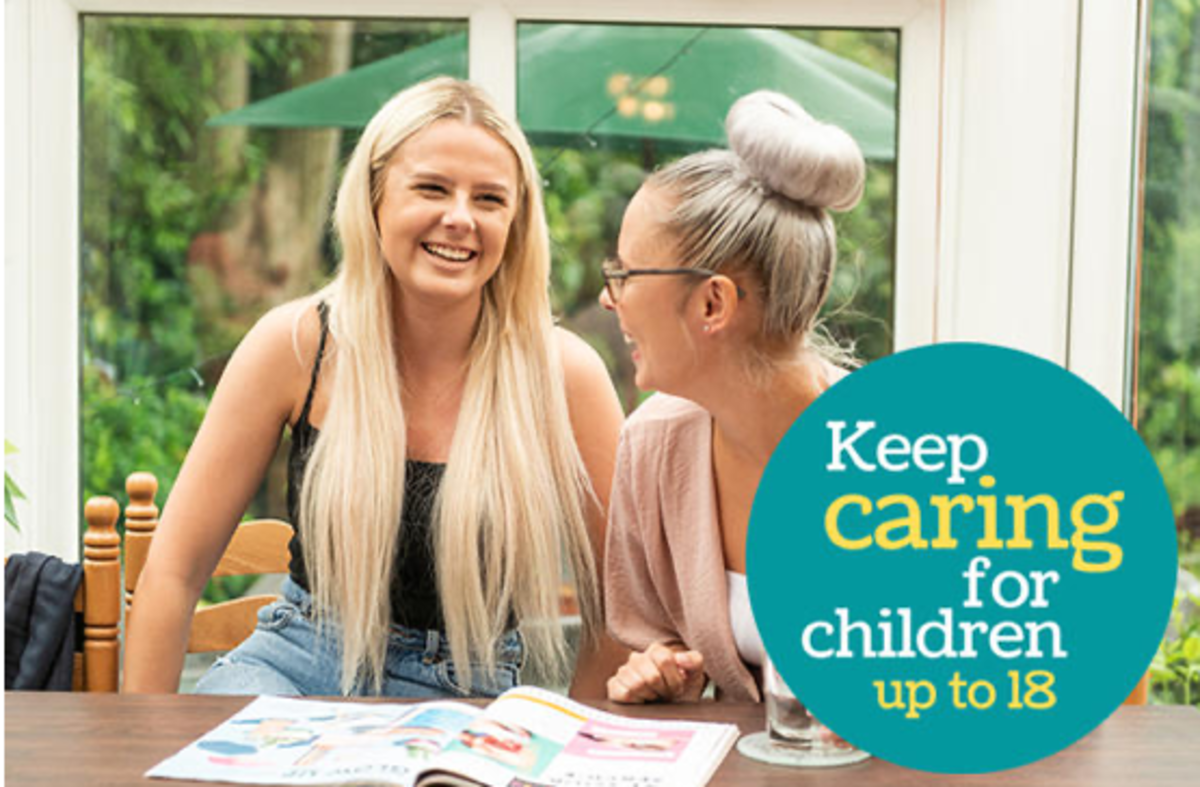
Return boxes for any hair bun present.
[725,90,866,212]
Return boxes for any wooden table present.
[5,692,1200,785]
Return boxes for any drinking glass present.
[737,659,871,768]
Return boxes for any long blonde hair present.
[299,77,599,694]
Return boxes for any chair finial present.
[82,496,120,559]
[124,472,159,533]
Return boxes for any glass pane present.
[517,22,898,409]
[80,17,467,562]
[1136,2,1200,706]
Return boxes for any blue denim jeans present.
[194,577,523,698]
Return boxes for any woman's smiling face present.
[375,118,520,308]
[602,185,702,393]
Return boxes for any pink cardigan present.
[604,393,761,702]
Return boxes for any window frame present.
[1067,0,1148,413]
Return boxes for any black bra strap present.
[296,301,330,429]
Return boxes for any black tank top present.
[286,302,447,631]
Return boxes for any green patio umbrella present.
[210,24,895,161]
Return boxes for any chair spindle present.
[81,497,120,692]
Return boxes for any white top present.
[726,571,766,668]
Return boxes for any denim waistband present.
[279,576,522,664]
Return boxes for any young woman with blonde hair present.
[123,77,624,698]
[601,91,866,702]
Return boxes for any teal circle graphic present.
[747,343,1177,774]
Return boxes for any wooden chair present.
[122,471,294,655]
[1125,675,1149,706]
[71,496,123,691]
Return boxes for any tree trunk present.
[190,20,353,323]
[186,21,355,521]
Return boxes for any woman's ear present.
[697,275,741,336]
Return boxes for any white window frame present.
[937,1,1146,413]
[30,0,1160,558]
[1067,0,1147,412]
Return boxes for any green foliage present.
[1138,0,1200,571]
[1150,596,1200,707]
[1123,3,1200,710]
[202,575,263,605]
[822,161,896,362]
[792,29,898,80]
[5,441,25,532]
[538,146,647,315]
[796,28,898,363]
[81,16,260,473]
[82,366,210,524]
[350,20,466,67]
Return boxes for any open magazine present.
[146,686,739,787]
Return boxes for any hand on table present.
[607,643,706,703]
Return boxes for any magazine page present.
[420,687,738,787]
[146,696,482,786]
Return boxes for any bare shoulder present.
[554,327,623,442]
[244,298,324,369]
[553,327,623,514]
[555,326,615,395]
[222,297,327,422]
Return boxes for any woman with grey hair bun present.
[600,91,865,703]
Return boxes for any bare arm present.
[122,303,315,693]
[555,329,631,699]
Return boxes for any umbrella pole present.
[641,138,657,171]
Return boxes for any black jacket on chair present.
[5,552,83,691]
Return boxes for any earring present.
[702,324,711,333]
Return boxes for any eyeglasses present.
[601,259,745,304]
